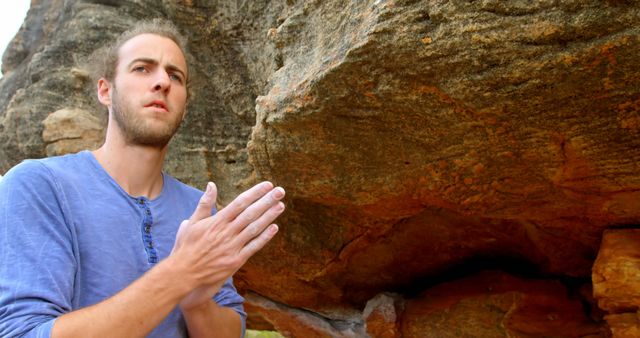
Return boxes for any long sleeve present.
[0,161,77,337]
[1,154,250,337]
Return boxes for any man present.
[0,19,284,337]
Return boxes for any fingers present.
[231,186,285,233]
[171,220,191,254]
[239,224,279,258]
[235,198,285,244]
[176,182,285,290]
[216,181,274,222]
[189,182,217,223]
[176,219,189,238]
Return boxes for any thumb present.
[172,220,190,254]
[189,182,217,223]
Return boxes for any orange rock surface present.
[593,230,640,314]
[400,271,606,337]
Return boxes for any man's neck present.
[92,140,167,200]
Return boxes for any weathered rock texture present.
[42,107,105,156]
[593,229,640,314]
[245,292,366,337]
[363,293,403,338]
[1,0,639,336]
[400,271,605,337]
[593,229,640,337]
[605,313,640,338]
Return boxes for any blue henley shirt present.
[0,151,246,337]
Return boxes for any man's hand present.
[171,181,285,310]
[50,181,283,338]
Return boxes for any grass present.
[245,329,285,338]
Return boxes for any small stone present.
[593,229,640,313]
[363,293,403,338]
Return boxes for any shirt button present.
[147,242,153,248]
[145,226,151,233]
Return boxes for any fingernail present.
[272,187,285,199]
[270,224,279,235]
[206,182,213,195]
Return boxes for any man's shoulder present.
[38,151,91,172]
[1,151,91,187]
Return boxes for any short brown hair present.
[91,18,193,99]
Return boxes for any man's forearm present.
[51,256,192,338]
[183,301,242,338]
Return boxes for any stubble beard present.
[111,86,184,148]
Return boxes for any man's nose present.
[152,70,171,92]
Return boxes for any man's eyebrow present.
[127,57,157,68]
[127,57,187,79]
[166,64,186,79]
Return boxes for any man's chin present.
[123,127,178,148]
[127,140,171,149]
[128,134,174,148]
[120,119,182,148]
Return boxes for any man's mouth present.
[146,100,168,111]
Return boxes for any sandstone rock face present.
[363,293,402,338]
[400,271,605,337]
[593,229,640,338]
[605,313,640,338]
[1,0,639,336]
[244,292,366,337]
[593,229,640,314]
[42,107,105,156]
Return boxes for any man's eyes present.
[131,65,184,83]
[132,66,148,73]
[169,73,184,83]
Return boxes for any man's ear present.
[97,78,112,107]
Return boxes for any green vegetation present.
[245,329,284,338]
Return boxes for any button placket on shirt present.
[137,197,158,264]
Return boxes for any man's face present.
[108,33,188,148]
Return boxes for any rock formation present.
[593,229,640,335]
[42,107,105,156]
[2,0,639,336]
